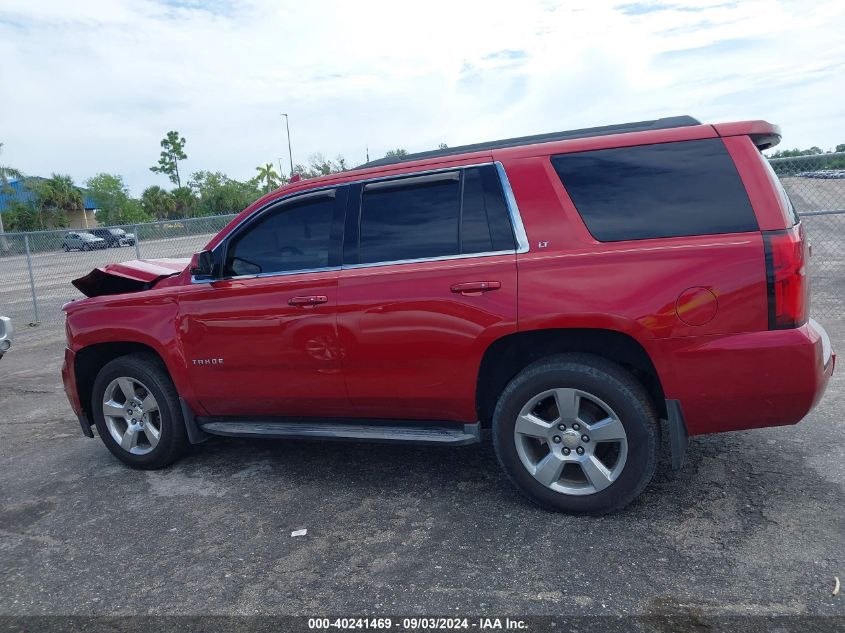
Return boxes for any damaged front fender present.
[72,258,190,298]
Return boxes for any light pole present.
[281,113,293,178]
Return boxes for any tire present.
[492,353,659,514]
[62,244,68,252]
[91,353,189,469]
[82,243,89,251]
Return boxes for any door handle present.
[450,281,502,295]
[288,295,328,307]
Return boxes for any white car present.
[0,317,12,359]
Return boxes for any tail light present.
[762,223,809,329]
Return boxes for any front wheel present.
[91,353,188,469]
[492,353,659,514]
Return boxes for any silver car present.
[0,317,12,360]
[62,232,107,251]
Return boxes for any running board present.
[197,418,481,446]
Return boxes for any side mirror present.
[190,250,214,278]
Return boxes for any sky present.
[1,0,844,195]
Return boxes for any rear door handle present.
[450,281,502,295]
[288,295,328,307]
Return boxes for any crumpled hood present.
[72,258,190,297]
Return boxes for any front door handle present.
[288,295,328,307]
[450,281,502,296]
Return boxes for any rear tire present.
[91,353,188,469]
[492,353,659,514]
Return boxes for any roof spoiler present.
[712,121,782,150]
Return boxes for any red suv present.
[62,116,834,513]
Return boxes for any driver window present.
[225,194,334,277]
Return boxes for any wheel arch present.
[74,342,170,423]
[475,328,666,427]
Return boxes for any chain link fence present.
[0,157,843,329]
[769,153,845,324]
[0,214,236,327]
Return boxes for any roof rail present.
[358,115,701,169]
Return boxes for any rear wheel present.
[91,354,188,469]
[62,244,69,252]
[82,243,89,251]
[492,354,659,514]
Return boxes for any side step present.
[197,417,481,446]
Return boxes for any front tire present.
[492,354,658,514]
[91,353,188,469]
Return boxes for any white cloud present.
[1,0,843,195]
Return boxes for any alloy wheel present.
[102,377,162,455]
[513,388,628,495]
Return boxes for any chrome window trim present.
[192,265,341,284]
[192,160,529,283]
[343,249,516,270]
[495,161,529,253]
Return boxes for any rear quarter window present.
[551,138,758,241]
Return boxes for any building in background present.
[0,177,98,230]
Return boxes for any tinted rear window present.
[359,176,461,264]
[551,138,758,241]
[356,165,515,265]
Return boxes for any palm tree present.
[140,185,176,220]
[36,174,83,229]
[0,143,23,250]
[255,162,280,193]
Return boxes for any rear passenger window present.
[462,166,516,253]
[360,174,461,264]
[551,138,758,241]
[357,166,515,264]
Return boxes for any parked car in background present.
[62,232,107,251]
[90,228,136,248]
[0,317,12,360]
[62,115,834,514]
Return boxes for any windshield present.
[110,229,126,236]
[81,233,98,241]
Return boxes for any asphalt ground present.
[0,320,843,625]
